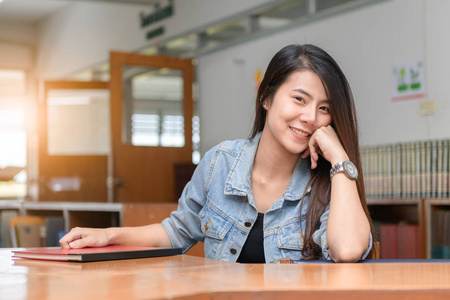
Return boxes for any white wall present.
[0,22,35,69]
[0,21,36,45]
[424,0,450,141]
[197,0,450,152]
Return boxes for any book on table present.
[12,245,182,262]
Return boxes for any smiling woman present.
[59,44,376,264]
[247,44,375,262]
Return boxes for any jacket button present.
[230,248,237,254]
[204,219,210,231]
[244,222,251,227]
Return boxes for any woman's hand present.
[59,227,111,249]
[301,125,349,169]
[59,224,173,249]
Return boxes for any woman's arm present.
[304,125,370,262]
[59,224,172,249]
[60,144,216,250]
[327,172,370,262]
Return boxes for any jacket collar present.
[224,132,311,201]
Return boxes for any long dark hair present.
[250,44,377,259]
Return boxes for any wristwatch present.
[330,160,358,181]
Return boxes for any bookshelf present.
[0,200,123,247]
[362,139,449,259]
[424,198,450,259]
[0,200,122,231]
[367,198,425,259]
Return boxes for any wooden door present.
[110,52,194,203]
[38,81,110,202]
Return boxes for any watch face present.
[343,161,358,179]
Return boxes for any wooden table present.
[1,249,449,300]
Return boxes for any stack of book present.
[361,140,449,199]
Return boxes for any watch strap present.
[330,161,345,180]
[330,160,358,180]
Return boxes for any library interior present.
[0,0,449,299]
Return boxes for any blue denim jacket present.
[161,134,372,263]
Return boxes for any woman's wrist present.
[105,227,120,245]
[330,153,349,167]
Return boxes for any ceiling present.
[0,0,68,23]
[0,0,160,23]
[0,0,384,81]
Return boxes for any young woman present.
[60,44,376,263]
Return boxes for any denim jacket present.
[161,133,372,263]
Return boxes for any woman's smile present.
[289,126,310,138]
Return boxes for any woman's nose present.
[299,106,316,123]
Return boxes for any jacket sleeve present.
[312,206,373,260]
[161,145,218,253]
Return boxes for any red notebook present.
[12,245,182,262]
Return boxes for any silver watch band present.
[330,160,358,180]
[330,161,345,180]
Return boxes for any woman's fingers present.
[307,125,347,169]
[59,227,108,249]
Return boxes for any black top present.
[237,213,265,263]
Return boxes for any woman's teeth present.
[290,127,309,137]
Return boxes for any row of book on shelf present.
[376,222,419,259]
[361,139,449,198]
[375,208,450,259]
[0,210,67,248]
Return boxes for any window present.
[131,113,160,146]
[46,89,110,155]
[0,69,27,197]
[192,115,200,164]
[131,113,185,147]
[131,113,200,164]
[161,115,184,147]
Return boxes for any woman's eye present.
[319,106,330,112]
[294,97,304,102]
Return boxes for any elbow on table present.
[329,245,364,263]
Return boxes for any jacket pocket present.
[199,201,233,240]
[276,218,304,250]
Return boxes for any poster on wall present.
[391,60,425,101]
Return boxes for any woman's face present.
[262,70,332,156]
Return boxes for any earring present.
[263,103,267,109]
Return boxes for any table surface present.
[1,248,450,300]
